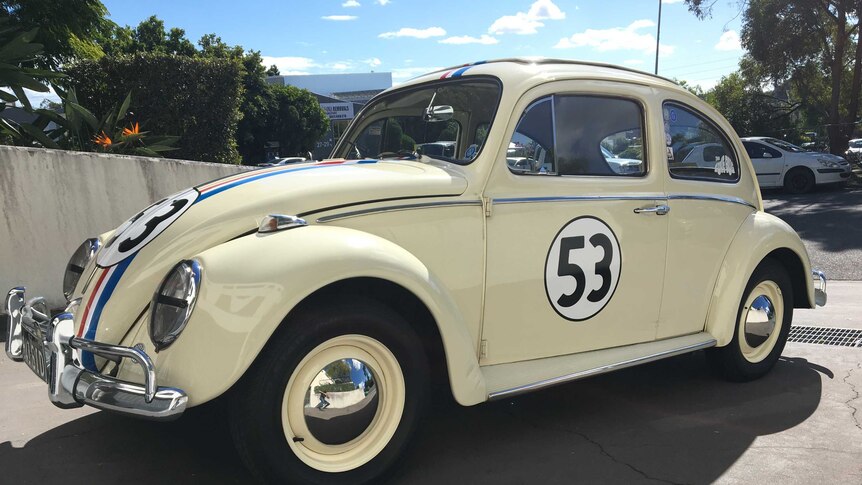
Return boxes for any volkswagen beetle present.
[5,58,828,484]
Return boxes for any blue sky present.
[100,0,746,90]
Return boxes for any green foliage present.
[268,84,330,157]
[314,383,357,393]
[66,53,242,163]
[324,361,351,380]
[265,64,280,77]
[704,71,798,138]
[0,0,109,68]
[98,16,196,57]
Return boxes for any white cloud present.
[351,359,363,370]
[363,57,382,67]
[342,0,360,6]
[379,27,446,39]
[322,15,358,21]
[554,19,675,57]
[715,30,742,51]
[439,34,499,45]
[376,0,390,4]
[261,56,317,75]
[330,62,351,70]
[489,0,566,35]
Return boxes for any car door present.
[742,141,784,187]
[480,81,669,365]
[658,101,759,339]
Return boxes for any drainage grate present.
[788,326,862,347]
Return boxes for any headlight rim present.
[149,259,202,352]
[63,238,101,301]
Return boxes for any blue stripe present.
[196,160,378,203]
[451,66,472,78]
[81,255,136,371]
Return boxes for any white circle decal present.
[97,189,199,267]
[545,216,621,321]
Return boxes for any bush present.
[65,53,243,163]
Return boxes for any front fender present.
[118,225,486,407]
[705,211,813,346]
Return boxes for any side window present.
[508,97,555,174]
[508,95,646,176]
[664,103,739,182]
[743,141,781,159]
[554,96,645,176]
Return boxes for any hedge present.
[65,53,243,164]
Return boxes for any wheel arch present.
[134,225,487,407]
[704,211,814,346]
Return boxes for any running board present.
[484,332,717,401]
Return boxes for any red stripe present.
[316,160,346,165]
[199,165,287,193]
[440,70,453,79]
[77,268,109,337]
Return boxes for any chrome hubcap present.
[303,358,379,445]
[744,294,776,348]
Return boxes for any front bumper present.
[4,287,187,421]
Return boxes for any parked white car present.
[845,138,862,162]
[741,137,851,193]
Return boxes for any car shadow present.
[761,186,862,253]
[0,352,827,485]
[391,352,828,484]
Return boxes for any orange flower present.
[93,131,112,148]
[122,122,140,137]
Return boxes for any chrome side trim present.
[487,338,717,401]
[667,194,757,210]
[316,200,482,223]
[492,195,665,205]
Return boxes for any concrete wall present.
[0,146,249,310]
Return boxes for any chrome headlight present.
[63,238,100,300]
[817,157,841,168]
[150,260,201,351]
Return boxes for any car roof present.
[392,57,689,96]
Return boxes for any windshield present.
[764,138,808,153]
[332,78,502,164]
[850,140,862,148]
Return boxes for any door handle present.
[633,204,670,215]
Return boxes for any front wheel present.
[228,299,429,484]
[707,258,793,382]
[783,167,816,194]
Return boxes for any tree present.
[269,84,329,157]
[266,64,280,76]
[0,0,109,68]
[684,0,862,154]
[704,71,799,137]
[99,16,196,56]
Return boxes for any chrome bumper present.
[4,287,187,421]
[812,270,827,307]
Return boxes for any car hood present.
[73,159,468,356]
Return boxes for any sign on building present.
[320,102,355,120]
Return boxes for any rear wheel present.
[228,299,429,484]
[783,167,816,194]
[707,258,793,381]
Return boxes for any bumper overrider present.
[4,287,188,421]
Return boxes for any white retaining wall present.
[0,146,249,310]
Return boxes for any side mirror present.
[424,105,454,122]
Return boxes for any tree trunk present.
[828,10,847,155]
[846,2,862,146]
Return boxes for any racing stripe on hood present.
[77,254,137,371]
[196,160,378,203]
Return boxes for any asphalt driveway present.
[762,185,862,280]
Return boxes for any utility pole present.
[655,0,662,74]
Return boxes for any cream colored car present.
[5,58,828,484]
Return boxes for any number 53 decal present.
[544,216,622,321]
